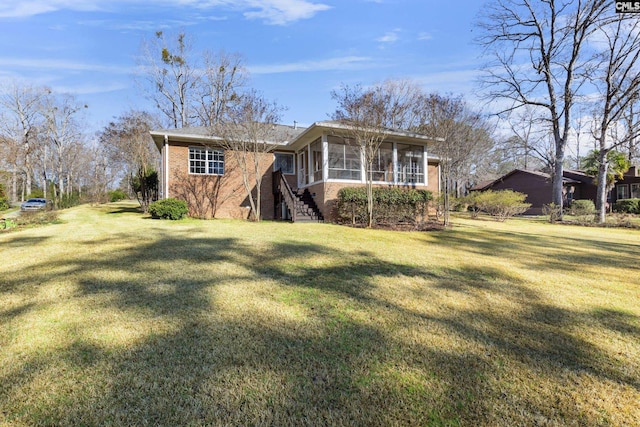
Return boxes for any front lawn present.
[1,202,638,426]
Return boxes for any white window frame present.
[327,139,362,181]
[396,143,425,184]
[189,146,224,175]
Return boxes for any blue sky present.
[0,0,486,132]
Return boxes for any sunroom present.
[269,121,441,221]
[286,121,436,189]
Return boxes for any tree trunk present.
[442,163,451,227]
[366,171,374,228]
[552,142,565,217]
[595,151,609,224]
[11,166,17,203]
[24,164,32,199]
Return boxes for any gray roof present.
[150,121,440,152]
[150,123,307,144]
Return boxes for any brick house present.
[150,121,441,221]
[471,169,598,215]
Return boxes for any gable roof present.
[471,169,582,191]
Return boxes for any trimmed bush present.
[108,189,128,202]
[468,190,531,221]
[148,198,188,220]
[337,187,433,226]
[613,198,640,214]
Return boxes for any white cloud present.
[241,0,331,25]
[53,82,130,95]
[0,1,103,18]
[418,32,433,41]
[0,0,331,25]
[376,28,401,44]
[249,56,373,74]
[0,57,131,74]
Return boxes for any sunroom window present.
[328,136,361,180]
[397,144,424,184]
[371,142,394,182]
[311,139,323,182]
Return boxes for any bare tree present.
[478,0,611,216]
[138,31,250,131]
[620,99,640,163]
[138,31,199,129]
[196,50,247,127]
[43,92,87,206]
[215,90,284,221]
[0,83,49,200]
[587,16,640,223]
[416,94,493,226]
[99,111,160,212]
[331,80,421,227]
[0,134,20,203]
[502,105,555,171]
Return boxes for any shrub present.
[148,198,188,220]
[27,189,44,199]
[461,193,481,218]
[470,190,531,221]
[613,198,640,214]
[17,210,59,226]
[57,191,83,209]
[0,184,8,211]
[108,189,128,202]
[0,218,16,230]
[336,187,433,226]
[567,199,595,221]
[543,203,562,223]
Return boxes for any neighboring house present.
[471,169,598,215]
[150,120,441,222]
[612,166,640,203]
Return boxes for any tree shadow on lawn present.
[105,205,143,215]
[1,233,638,425]
[426,225,640,275]
[0,234,52,248]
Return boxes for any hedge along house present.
[150,120,441,222]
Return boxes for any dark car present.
[21,198,48,211]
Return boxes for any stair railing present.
[274,170,298,222]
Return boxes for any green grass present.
[1,201,639,426]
